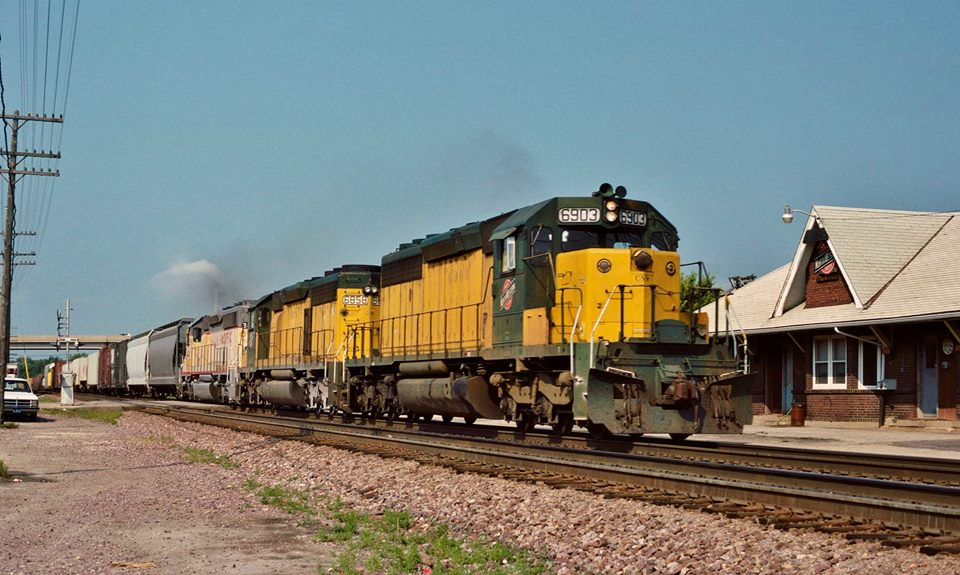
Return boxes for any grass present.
[315,500,548,575]
[0,459,7,478]
[47,407,124,425]
[1,421,18,429]
[181,446,239,469]
[38,395,60,403]
[235,478,548,574]
[244,478,316,519]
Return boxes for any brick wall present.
[804,242,854,308]
[752,324,960,422]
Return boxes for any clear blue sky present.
[2,1,959,338]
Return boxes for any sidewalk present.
[699,421,960,460]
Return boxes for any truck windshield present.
[4,380,29,392]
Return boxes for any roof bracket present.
[868,326,893,354]
[787,332,805,354]
[945,320,960,344]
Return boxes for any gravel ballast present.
[3,410,960,574]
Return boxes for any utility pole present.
[0,111,62,422]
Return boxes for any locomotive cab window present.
[561,229,599,252]
[651,230,675,251]
[501,235,517,274]
[609,231,645,249]
[528,226,553,266]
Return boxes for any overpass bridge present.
[8,335,128,351]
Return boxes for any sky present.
[1,1,959,340]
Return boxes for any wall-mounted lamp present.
[782,204,813,224]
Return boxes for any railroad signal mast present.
[57,300,77,405]
[0,111,63,422]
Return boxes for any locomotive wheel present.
[552,413,574,436]
[586,420,611,440]
[669,433,691,441]
[515,412,537,433]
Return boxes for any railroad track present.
[130,401,960,554]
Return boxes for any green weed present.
[181,446,239,469]
[244,478,315,518]
[0,459,7,478]
[1,422,18,429]
[315,502,548,575]
[48,408,123,425]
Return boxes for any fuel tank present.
[396,376,501,419]
[190,382,222,402]
[260,380,306,407]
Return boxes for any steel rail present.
[134,403,960,533]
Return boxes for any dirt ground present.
[0,411,326,575]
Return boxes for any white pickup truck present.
[3,377,39,421]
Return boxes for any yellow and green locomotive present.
[336,184,754,438]
[239,265,381,410]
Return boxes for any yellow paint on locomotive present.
[308,298,340,359]
[255,288,381,368]
[379,278,424,357]
[552,248,684,344]
[182,327,248,374]
[377,249,492,358]
[335,287,380,360]
[275,298,310,361]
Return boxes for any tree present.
[680,270,719,312]
[14,355,60,380]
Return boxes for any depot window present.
[857,339,885,389]
[813,335,847,388]
[501,236,517,273]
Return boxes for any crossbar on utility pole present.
[0,110,63,422]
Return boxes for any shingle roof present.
[705,206,960,334]
[816,206,951,307]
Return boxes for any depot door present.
[782,346,794,412]
[919,335,939,417]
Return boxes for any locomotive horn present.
[593,182,614,198]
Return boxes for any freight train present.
[85,185,755,439]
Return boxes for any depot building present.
[708,205,960,428]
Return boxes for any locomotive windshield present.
[555,228,674,252]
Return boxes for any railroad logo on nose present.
[499,278,517,311]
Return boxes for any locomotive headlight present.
[363,286,372,295]
[604,210,618,223]
[371,286,379,294]
[632,250,653,271]
[604,200,618,211]
[597,258,612,273]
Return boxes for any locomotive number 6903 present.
[558,207,600,223]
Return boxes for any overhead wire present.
[4,0,80,291]
[35,0,80,261]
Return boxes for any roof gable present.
[774,206,949,316]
